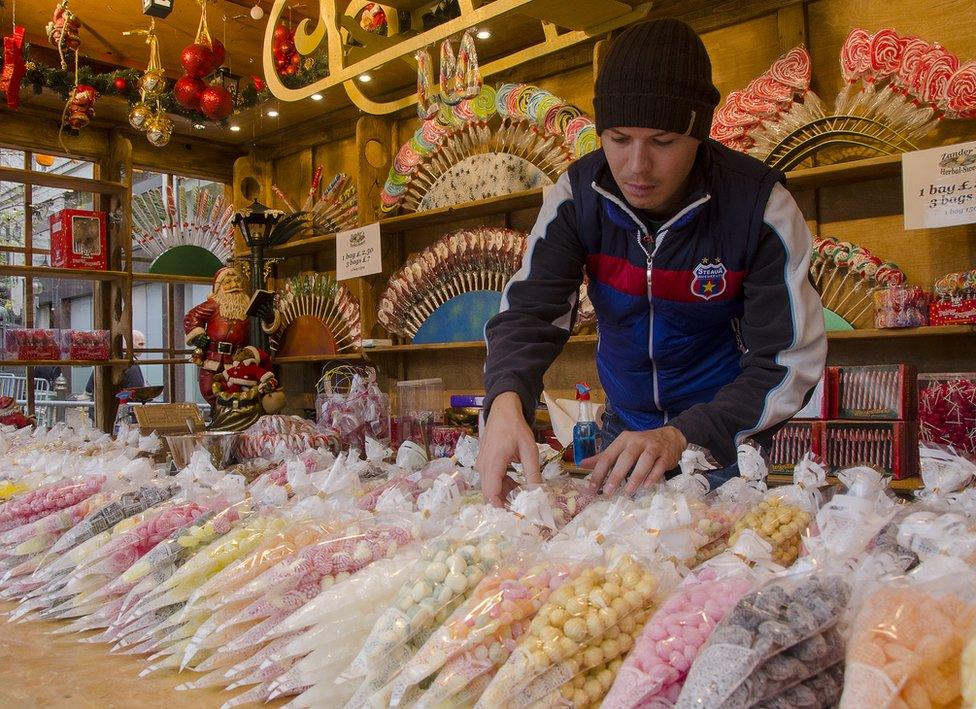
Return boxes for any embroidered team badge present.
[691,259,727,300]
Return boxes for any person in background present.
[85,330,147,395]
[477,18,826,506]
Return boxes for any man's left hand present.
[580,426,687,495]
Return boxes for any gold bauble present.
[138,68,167,98]
[128,102,153,131]
[145,112,173,147]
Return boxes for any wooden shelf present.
[131,272,215,285]
[827,325,976,341]
[363,333,598,355]
[266,232,338,258]
[379,187,546,232]
[0,166,128,195]
[136,358,192,365]
[1,359,130,366]
[273,351,364,364]
[768,472,922,493]
[785,154,902,191]
[0,265,130,281]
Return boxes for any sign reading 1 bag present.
[336,222,382,281]
[902,139,976,230]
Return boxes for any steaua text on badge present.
[691,259,727,300]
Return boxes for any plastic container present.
[3,328,62,361]
[396,377,444,449]
[60,329,111,361]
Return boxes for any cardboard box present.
[769,420,825,472]
[50,209,107,270]
[822,420,919,479]
[930,298,976,325]
[829,364,917,420]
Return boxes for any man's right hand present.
[476,391,542,507]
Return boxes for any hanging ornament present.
[0,26,27,109]
[180,43,214,78]
[250,3,264,20]
[210,39,226,69]
[199,84,234,120]
[145,109,173,147]
[272,24,297,78]
[174,75,206,110]
[415,47,438,119]
[139,68,167,97]
[63,84,96,130]
[455,29,482,100]
[128,20,167,98]
[45,0,81,69]
[128,101,153,130]
[113,76,128,93]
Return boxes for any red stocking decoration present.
[0,26,26,109]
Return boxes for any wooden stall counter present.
[0,602,284,708]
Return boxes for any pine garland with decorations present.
[5,42,329,128]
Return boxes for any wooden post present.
[776,3,807,53]
[94,131,133,432]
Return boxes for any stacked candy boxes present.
[774,365,920,479]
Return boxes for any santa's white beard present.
[212,289,249,321]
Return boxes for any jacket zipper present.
[591,183,712,413]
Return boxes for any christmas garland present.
[6,42,329,128]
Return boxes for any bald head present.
[131,330,146,351]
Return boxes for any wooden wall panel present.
[701,13,784,102]
[271,148,313,212]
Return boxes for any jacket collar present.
[591,142,713,235]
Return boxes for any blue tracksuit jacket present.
[483,139,826,465]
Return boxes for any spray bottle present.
[573,382,599,466]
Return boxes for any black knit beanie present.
[594,18,720,141]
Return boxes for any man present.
[183,266,251,406]
[85,330,146,395]
[478,18,826,506]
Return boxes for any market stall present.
[0,0,975,707]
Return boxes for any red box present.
[929,298,976,325]
[769,421,825,472]
[49,209,107,270]
[829,364,917,420]
[822,420,919,479]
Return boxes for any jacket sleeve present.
[483,172,586,422]
[669,182,827,465]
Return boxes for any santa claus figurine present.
[184,266,251,406]
[210,346,286,431]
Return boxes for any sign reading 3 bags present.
[902,139,976,230]
[336,222,382,281]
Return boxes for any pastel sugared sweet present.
[603,567,754,709]
[729,497,810,567]
[841,585,976,708]
[477,553,660,708]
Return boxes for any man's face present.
[133,333,147,350]
[601,127,700,216]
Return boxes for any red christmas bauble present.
[209,39,226,72]
[174,75,206,110]
[113,77,128,92]
[289,53,301,67]
[279,39,295,56]
[273,24,290,42]
[181,43,214,78]
[252,75,266,92]
[199,85,233,120]
[284,65,297,76]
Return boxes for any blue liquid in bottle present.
[572,382,599,466]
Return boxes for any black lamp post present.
[233,200,283,350]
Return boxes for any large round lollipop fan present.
[378,227,594,343]
[132,185,233,277]
[380,83,598,215]
[264,273,362,357]
[811,236,905,329]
